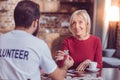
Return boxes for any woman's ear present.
[86,22,89,26]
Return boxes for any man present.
[0,0,74,80]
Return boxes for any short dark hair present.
[14,0,40,28]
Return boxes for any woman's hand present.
[76,59,91,71]
[55,50,65,61]
[55,50,74,68]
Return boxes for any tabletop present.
[41,68,120,80]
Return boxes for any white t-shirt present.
[0,30,57,80]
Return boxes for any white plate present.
[87,68,100,72]
[67,69,79,74]
[67,69,76,73]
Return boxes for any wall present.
[0,0,110,49]
[0,0,41,32]
[0,0,21,32]
[0,0,70,33]
[93,0,106,49]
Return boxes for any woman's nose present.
[75,23,80,29]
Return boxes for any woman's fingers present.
[55,50,65,61]
[76,64,85,71]
[55,56,64,61]
[76,59,90,71]
[56,50,65,56]
[57,50,65,54]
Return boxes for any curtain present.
[107,22,118,49]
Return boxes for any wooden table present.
[41,68,120,80]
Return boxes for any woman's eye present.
[71,22,75,26]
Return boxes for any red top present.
[62,35,102,69]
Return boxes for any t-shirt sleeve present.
[40,42,57,74]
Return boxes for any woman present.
[59,10,102,71]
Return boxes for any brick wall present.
[0,0,22,31]
[0,0,70,32]
[0,0,71,51]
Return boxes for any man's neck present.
[15,27,32,34]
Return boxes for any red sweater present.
[62,35,102,69]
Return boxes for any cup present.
[89,62,97,70]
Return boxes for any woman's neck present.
[75,33,90,40]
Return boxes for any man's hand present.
[49,50,74,80]
[63,55,74,69]
[55,50,74,69]
[55,50,65,61]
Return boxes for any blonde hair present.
[69,10,91,36]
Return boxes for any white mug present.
[89,62,97,70]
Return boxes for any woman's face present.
[71,15,87,37]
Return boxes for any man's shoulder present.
[0,31,11,38]
[30,36,47,46]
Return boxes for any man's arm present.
[48,67,67,80]
[49,55,74,80]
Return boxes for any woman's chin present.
[75,33,82,36]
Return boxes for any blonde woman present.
[60,10,102,71]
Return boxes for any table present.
[101,68,120,80]
[41,68,120,80]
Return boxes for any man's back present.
[0,30,57,80]
[0,0,74,80]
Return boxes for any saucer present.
[67,69,75,73]
[67,69,78,73]
[87,68,100,72]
